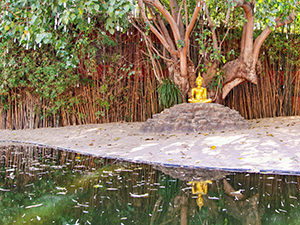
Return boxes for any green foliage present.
[0,0,135,122]
[209,70,224,92]
[0,42,79,113]
[157,78,182,109]
[177,39,185,49]
[0,0,134,68]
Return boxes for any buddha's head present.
[196,74,203,87]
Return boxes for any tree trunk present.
[168,54,196,100]
[222,56,258,99]
[187,59,196,98]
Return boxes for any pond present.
[1,145,300,225]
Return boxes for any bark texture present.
[221,0,299,99]
[134,0,202,98]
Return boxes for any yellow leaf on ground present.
[210,146,216,150]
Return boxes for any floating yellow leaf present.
[210,146,216,150]
[168,159,173,161]
[238,157,242,160]
[114,137,120,141]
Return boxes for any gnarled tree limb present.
[145,0,181,44]
[138,0,178,56]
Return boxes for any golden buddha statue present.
[188,74,212,103]
[189,180,212,210]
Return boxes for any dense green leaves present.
[0,0,133,67]
[157,78,182,109]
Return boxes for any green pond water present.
[1,146,300,225]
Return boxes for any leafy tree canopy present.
[0,0,133,68]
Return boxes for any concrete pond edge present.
[2,139,300,177]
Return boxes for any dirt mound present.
[140,103,249,133]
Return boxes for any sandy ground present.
[0,116,300,175]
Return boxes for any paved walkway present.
[0,116,300,175]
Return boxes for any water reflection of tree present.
[2,145,300,224]
[156,166,300,225]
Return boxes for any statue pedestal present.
[140,103,249,133]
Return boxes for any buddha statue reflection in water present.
[190,180,212,210]
[188,74,212,103]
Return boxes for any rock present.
[140,103,249,133]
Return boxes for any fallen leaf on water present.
[107,188,118,191]
[211,146,216,150]
[168,159,173,161]
[114,137,120,141]
[130,193,149,198]
[238,157,242,160]
[25,203,43,209]
[89,143,94,146]
[0,188,10,192]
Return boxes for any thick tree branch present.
[149,6,177,52]
[138,0,178,56]
[181,0,201,63]
[185,0,201,49]
[145,0,181,45]
[222,78,245,99]
[239,2,254,60]
[169,0,185,38]
[148,7,164,36]
[177,1,184,26]
[240,22,247,58]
